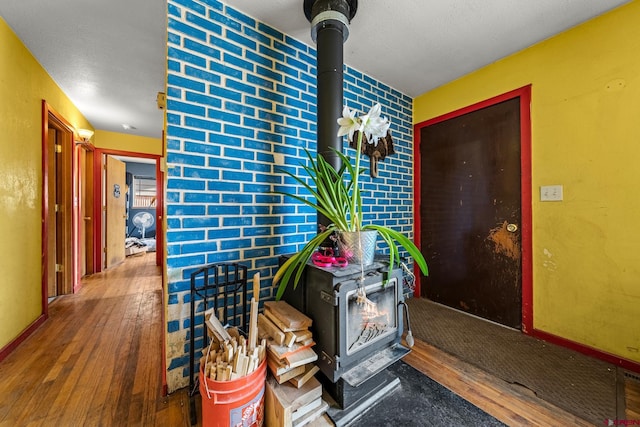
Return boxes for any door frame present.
[413,85,533,333]
[77,143,95,278]
[93,148,163,272]
[41,101,76,314]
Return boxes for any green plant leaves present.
[274,149,353,231]
[272,148,428,300]
[273,228,335,300]
[364,224,429,278]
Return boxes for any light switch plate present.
[540,185,563,201]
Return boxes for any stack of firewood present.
[261,301,329,426]
[258,300,319,387]
[201,321,266,381]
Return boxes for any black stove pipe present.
[304,0,357,228]
[315,23,345,171]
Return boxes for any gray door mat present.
[407,298,620,424]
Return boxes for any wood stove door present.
[345,279,398,356]
[418,96,523,329]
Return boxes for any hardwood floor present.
[1,253,636,426]
[0,253,189,427]
[627,373,640,420]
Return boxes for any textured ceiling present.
[0,0,631,139]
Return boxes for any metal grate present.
[187,262,248,425]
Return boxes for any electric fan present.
[131,212,154,239]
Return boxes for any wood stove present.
[282,256,410,423]
[293,1,410,423]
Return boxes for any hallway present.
[0,253,188,426]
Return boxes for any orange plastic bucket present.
[199,359,267,427]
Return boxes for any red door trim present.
[0,316,47,363]
[532,329,640,374]
[41,100,51,319]
[413,85,533,333]
[155,159,164,268]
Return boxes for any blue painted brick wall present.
[165,0,415,391]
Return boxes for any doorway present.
[414,86,532,331]
[94,149,163,271]
[78,146,95,276]
[42,102,74,303]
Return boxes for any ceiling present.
[0,0,630,139]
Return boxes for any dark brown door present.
[419,97,522,328]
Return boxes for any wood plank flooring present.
[0,253,189,427]
[1,253,636,426]
[627,374,640,420]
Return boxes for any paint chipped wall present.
[414,1,640,363]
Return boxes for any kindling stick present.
[248,272,260,352]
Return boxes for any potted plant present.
[273,103,428,299]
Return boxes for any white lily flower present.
[358,113,372,141]
[337,106,360,141]
[367,117,390,145]
[336,103,389,146]
[367,103,382,121]
[360,104,389,144]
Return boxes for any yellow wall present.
[0,18,162,351]
[414,1,640,362]
[95,129,162,156]
[0,17,93,349]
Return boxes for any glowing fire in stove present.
[349,297,391,350]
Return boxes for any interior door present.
[80,148,94,276]
[46,128,58,298]
[419,97,522,329]
[105,156,126,268]
[45,115,73,298]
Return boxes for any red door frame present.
[42,101,81,310]
[413,85,533,333]
[93,148,164,272]
[75,141,95,290]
